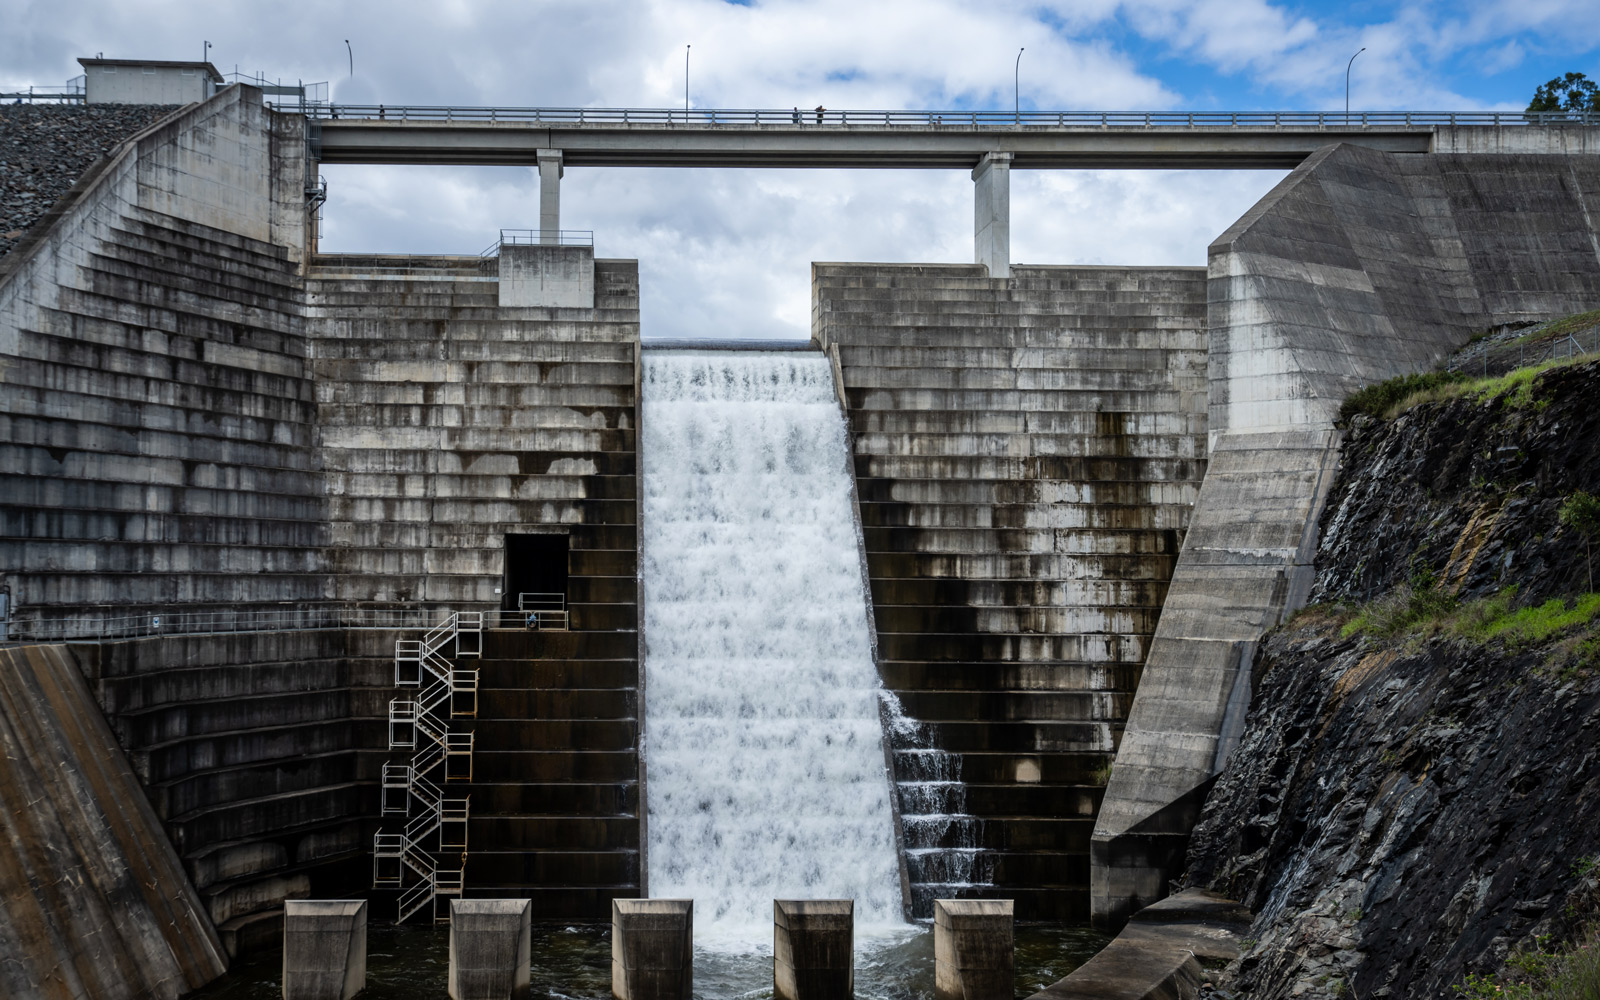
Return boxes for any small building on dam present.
[2,80,1600,998]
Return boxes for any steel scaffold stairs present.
[374,612,480,923]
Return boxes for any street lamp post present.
[1015,47,1025,124]
[1346,47,1365,122]
[345,40,353,77]
[685,45,691,118]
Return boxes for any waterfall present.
[639,349,904,948]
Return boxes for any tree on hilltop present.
[1527,72,1600,116]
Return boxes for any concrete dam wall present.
[5,78,1600,996]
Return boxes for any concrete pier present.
[537,148,563,241]
[612,899,693,1000]
[774,900,854,1000]
[972,152,1011,278]
[449,899,532,1000]
[934,900,1013,1000]
[282,900,366,1000]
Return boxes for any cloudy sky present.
[7,0,1600,339]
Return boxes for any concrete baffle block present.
[498,243,595,308]
[449,899,532,1000]
[774,900,854,1000]
[282,900,366,1000]
[933,900,1013,1000]
[612,899,693,1000]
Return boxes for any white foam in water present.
[640,350,906,951]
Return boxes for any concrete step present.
[869,577,1169,607]
[466,781,637,814]
[467,850,638,886]
[88,247,305,315]
[468,816,638,851]
[877,632,1146,664]
[915,720,1116,753]
[880,662,1139,692]
[473,750,639,783]
[891,749,1115,784]
[107,225,303,289]
[125,205,294,261]
[476,688,636,718]
[872,605,1160,637]
[864,550,1177,582]
[468,719,636,751]
[856,453,1203,483]
[889,690,1132,722]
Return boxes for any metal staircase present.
[373,612,481,923]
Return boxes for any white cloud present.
[5,0,1597,340]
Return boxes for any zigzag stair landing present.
[373,613,479,923]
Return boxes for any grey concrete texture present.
[933,899,1014,1000]
[499,244,595,308]
[0,642,227,1000]
[612,899,693,1000]
[282,899,367,1000]
[450,899,533,1000]
[66,631,393,943]
[1027,889,1248,1000]
[1,84,642,649]
[816,262,1207,920]
[1093,142,1600,929]
[774,900,854,1000]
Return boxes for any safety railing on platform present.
[5,605,477,642]
[480,229,595,255]
[516,592,570,631]
[303,104,1600,129]
[374,611,477,923]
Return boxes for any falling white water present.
[640,350,905,949]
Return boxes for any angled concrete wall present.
[0,643,227,1000]
[70,630,393,953]
[816,263,1208,920]
[1093,143,1600,928]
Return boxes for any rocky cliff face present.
[1184,360,1600,1000]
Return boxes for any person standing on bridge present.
[792,107,801,124]
[815,105,826,124]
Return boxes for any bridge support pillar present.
[537,148,563,244]
[973,151,1012,279]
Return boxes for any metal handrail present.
[7,604,499,643]
[304,104,1600,128]
[480,230,595,255]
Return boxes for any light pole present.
[1015,47,1025,124]
[203,40,211,66]
[685,45,691,118]
[1345,47,1365,122]
[345,39,353,77]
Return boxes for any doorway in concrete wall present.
[502,532,569,613]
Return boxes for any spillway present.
[639,349,903,947]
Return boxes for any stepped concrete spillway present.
[638,350,903,943]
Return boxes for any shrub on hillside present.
[1339,371,1470,422]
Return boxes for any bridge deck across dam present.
[303,105,1600,277]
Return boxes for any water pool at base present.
[185,921,1109,1000]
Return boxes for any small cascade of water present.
[880,693,993,916]
[639,349,905,949]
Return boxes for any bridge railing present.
[295,104,1600,129]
